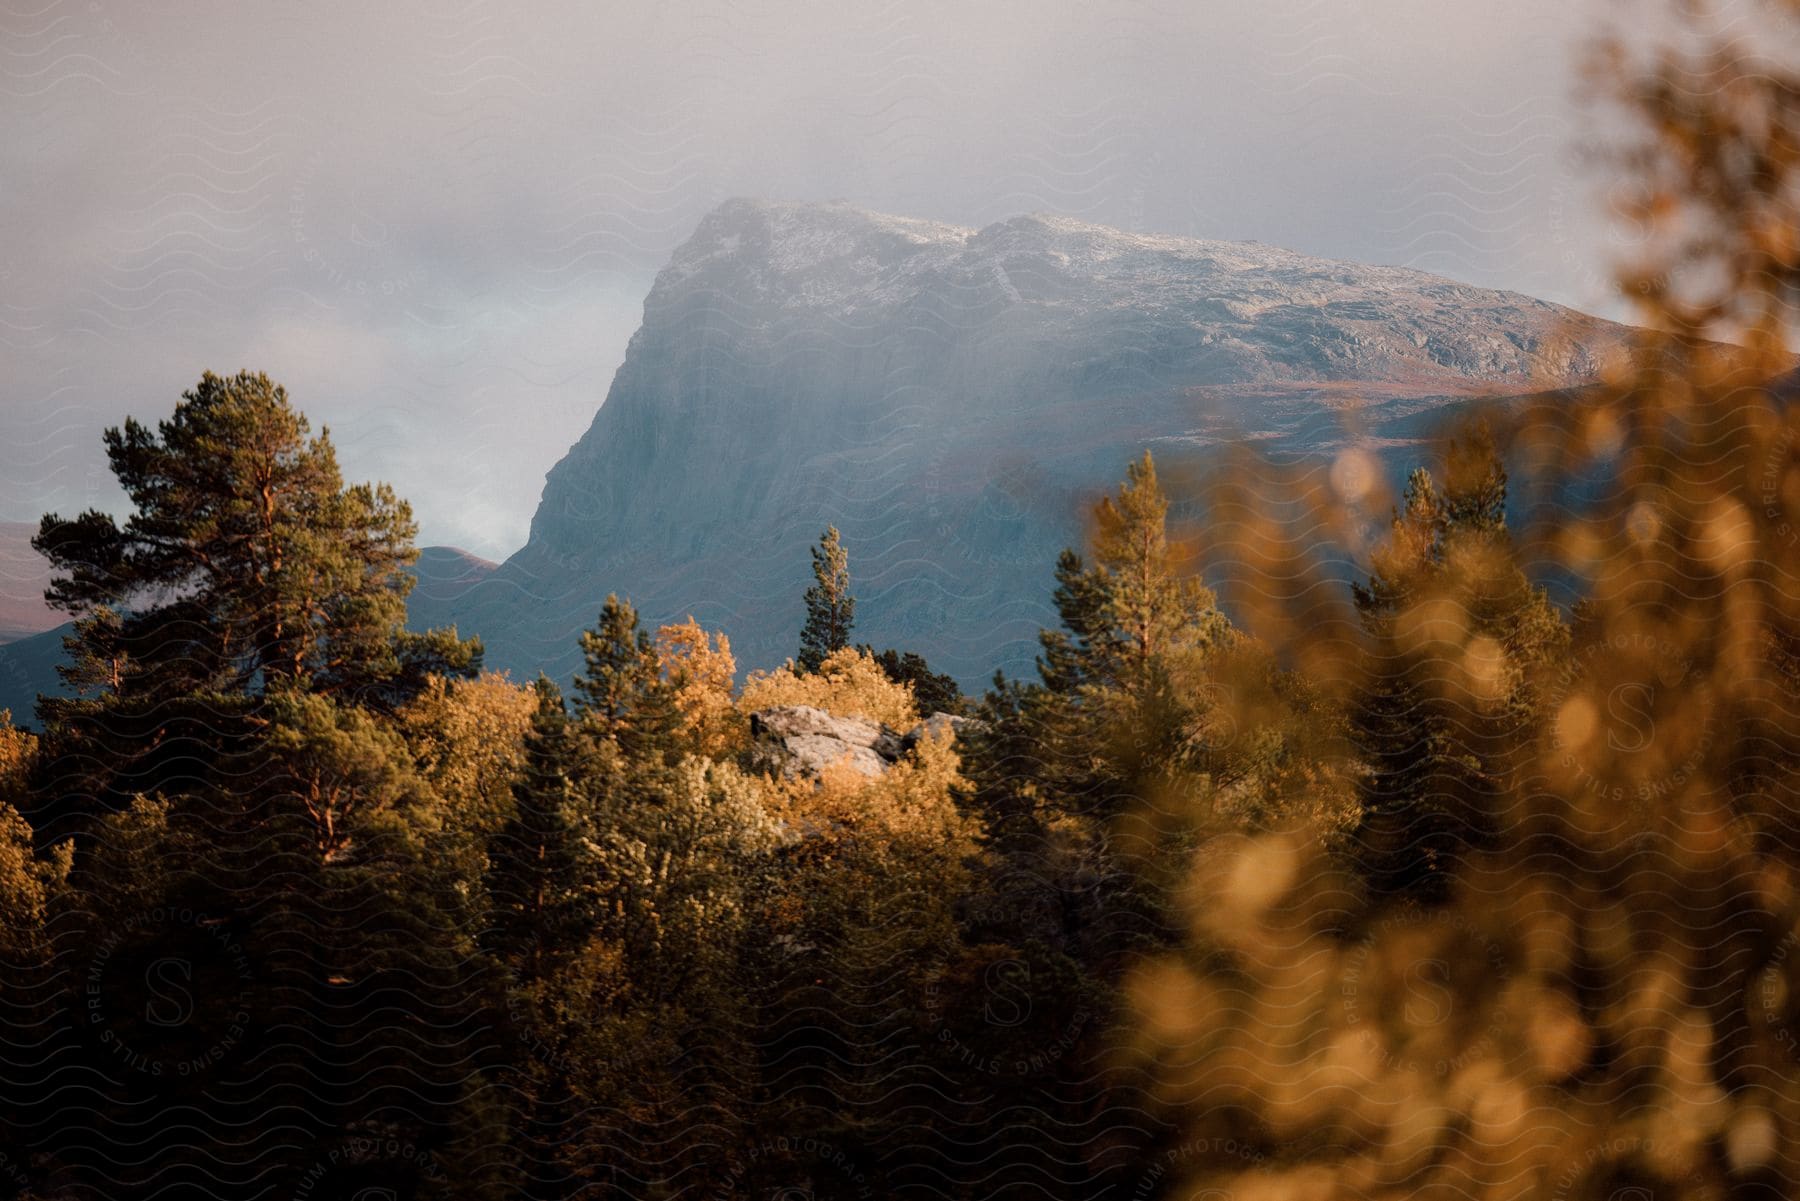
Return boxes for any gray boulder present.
[749,704,989,779]
[749,705,904,778]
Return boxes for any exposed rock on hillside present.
[749,704,983,779]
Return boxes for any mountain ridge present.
[432,198,1641,690]
[0,545,496,727]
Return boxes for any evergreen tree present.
[560,757,778,1198]
[36,371,476,704]
[1087,450,1228,688]
[798,525,855,672]
[946,452,1245,1196]
[861,646,964,716]
[573,594,682,765]
[983,450,1231,840]
[29,371,479,828]
[484,677,591,982]
[1349,424,1567,895]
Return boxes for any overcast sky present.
[0,0,1694,558]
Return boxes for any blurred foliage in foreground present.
[1124,3,1800,1197]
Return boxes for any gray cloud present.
[0,0,1684,557]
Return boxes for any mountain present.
[0,523,60,646]
[0,622,69,726]
[406,546,499,625]
[436,198,1638,689]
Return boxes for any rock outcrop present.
[749,704,984,779]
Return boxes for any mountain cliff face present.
[437,199,1638,687]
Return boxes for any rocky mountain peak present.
[647,198,1623,384]
[428,199,1642,690]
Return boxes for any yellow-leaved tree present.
[655,616,744,757]
[739,645,920,730]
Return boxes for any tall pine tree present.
[1350,424,1567,895]
[574,594,682,766]
[30,370,479,831]
[798,525,855,672]
[484,677,592,982]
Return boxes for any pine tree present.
[1031,451,1231,805]
[573,594,682,765]
[962,451,1233,969]
[798,525,855,672]
[35,371,476,706]
[862,646,964,716]
[949,454,1234,1200]
[1350,424,1567,895]
[484,677,591,983]
[29,371,480,830]
[1088,450,1229,688]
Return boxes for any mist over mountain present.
[411,198,1637,689]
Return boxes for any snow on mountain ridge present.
[658,199,1596,384]
[678,198,1552,297]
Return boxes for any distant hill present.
[0,621,68,727]
[436,198,1642,689]
[405,546,499,629]
[0,523,59,646]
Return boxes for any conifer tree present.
[36,371,476,706]
[484,677,591,982]
[29,371,479,826]
[1350,425,1567,894]
[995,450,1231,832]
[574,594,682,765]
[962,451,1233,984]
[1088,450,1228,687]
[798,525,855,672]
[862,646,964,715]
